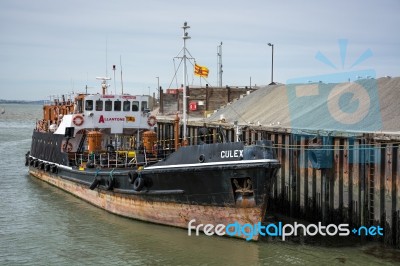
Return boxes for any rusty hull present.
[29,168,265,240]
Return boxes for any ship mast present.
[182,22,191,144]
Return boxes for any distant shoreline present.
[0,100,44,104]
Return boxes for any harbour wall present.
[156,120,400,247]
[159,86,254,116]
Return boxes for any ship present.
[25,22,280,240]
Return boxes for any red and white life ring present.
[147,115,157,127]
[73,115,84,126]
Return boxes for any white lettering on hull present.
[220,150,244,158]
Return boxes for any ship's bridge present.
[54,94,154,135]
[82,94,150,114]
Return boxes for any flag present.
[194,64,209,78]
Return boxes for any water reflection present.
[25,177,261,265]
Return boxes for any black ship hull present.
[26,131,280,240]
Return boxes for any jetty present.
[155,76,400,247]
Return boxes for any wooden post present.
[160,88,164,114]
[205,86,209,111]
[174,113,180,151]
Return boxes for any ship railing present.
[142,147,160,166]
[72,150,142,169]
[98,152,133,168]
[72,152,120,168]
[71,147,171,169]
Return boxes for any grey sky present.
[0,0,399,100]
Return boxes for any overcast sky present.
[0,0,399,100]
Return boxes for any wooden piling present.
[156,119,400,247]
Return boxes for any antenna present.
[217,42,223,87]
[112,65,116,95]
[120,55,124,94]
[105,38,108,77]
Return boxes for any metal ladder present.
[77,133,86,153]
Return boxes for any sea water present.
[0,104,399,265]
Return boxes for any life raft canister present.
[147,115,157,127]
[73,115,84,126]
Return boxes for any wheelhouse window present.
[132,101,139,111]
[95,100,103,111]
[77,99,83,113]
[123,100,130,111]
[141,101,148,111]
[114,100,121,111]
[85,100,93,111]
[105,100,112,111]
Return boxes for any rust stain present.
[30,169,263,240]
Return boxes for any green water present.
[0,104,399,265]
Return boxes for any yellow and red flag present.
[194,63,209,78]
